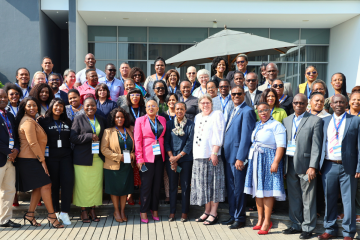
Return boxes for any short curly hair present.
[3,82,23,99]
[211,56,228,73]
[29,83,54,106]
[129,67,145,83]
[259,88,279,108]
[108,107,130,128]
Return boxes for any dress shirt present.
[249,90,256,105]
[192,86,207,99]
[77,82,96,103]
[98,77,124,102]
[291,112,306,142]
[219,94,232,122]
[226,102,244,131]
[75,68,105,85]
[54,89,61,99]
[96,99,117,119]
[251,119,286,149]
[325,112,346,160]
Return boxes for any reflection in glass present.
[300,29,330,44]
[118,43,147,60]
[270,29,299,44]
[88,26,117,42]
[300,46,329,62]
[118,27,147,42]
[88,43,117,59]
[149,44,192,60]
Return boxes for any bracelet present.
[211,152,218,156]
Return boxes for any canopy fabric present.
[166,29,297,67]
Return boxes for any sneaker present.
[59,212,71,225]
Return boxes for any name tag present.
[286,141,296,156]
[45,146,49,157]
[57,140,62,148]
[123,150,131,163]
[152,144,161,155]
[92,141,99,154]
[333,145,341,157]
[248,146,254,159]
[9,138,14,149]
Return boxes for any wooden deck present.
[0,214,343,240]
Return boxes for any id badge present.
[57,140,62,148]
[333,145,341,157]
[286,141,296,156]
[248,146,254,159]
[152,144,161,155]
[123,150,131,163]
[92,141,99,154]
[9,138,14,149]
[45,146,49,157]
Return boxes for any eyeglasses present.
[155,87,165,90]
[272,84,284,89]
[258,109,270,114]
[246,79,257,83]
[231,92,243,96]
[146,105,157,108]
[200,102,211,105]
[130,94,141,97]
[107,69,116,72]
[293,102,306,106]
[188,72,196,75]
[49,78,60,82]
[306,71,317,75]
[236,61,245,64]
[9,92,19,96]
[133,74,141,77]
[267,70,277,73]
[219,85,229,89]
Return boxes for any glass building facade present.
[88,27,329,92]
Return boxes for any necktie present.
[226,108,237,131]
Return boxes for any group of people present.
[0,53,359,240]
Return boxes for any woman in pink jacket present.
[134,100,166,223]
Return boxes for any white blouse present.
[193,110,225,159]
[192,86,207,99]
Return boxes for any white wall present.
[76,6,87,72]
[328,14,360,94]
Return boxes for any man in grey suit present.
[317,94,360,240]
[258,63,293,97]
[282,94,323,239]
[244,72,262,109]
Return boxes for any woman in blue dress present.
[244,102,286,235]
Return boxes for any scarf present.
[172,116,187,136]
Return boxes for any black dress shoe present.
[229,221,245,229]
[221,217,235,225]
[299,232,313,239]
[0,220,21,228]
[282,227,302,234]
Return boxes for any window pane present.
[300,29,330,44]
[276,63,286,82]
[118,26,147,42]
[125,61,147,77]
[88,43,117,59]
[300,46,329,62]
[270,47,299,62]
[149,27,208,43]
[286,63,299,94]
[270,29,299,44]
[118,43,147,60]
[95,60,117,73]
[88,26,117,42]
[149,44,192,60]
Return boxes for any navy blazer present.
[59,90,69,105]
[223,102,256,163]
[0,112,20,167]
[320,114,360,175]
[164,119,195,163]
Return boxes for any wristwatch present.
[180,153,184,158]
[211,152,218,156]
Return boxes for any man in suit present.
[282,94,323,239]
[317,94,360,240]
[222,86,256,229]
[258,63,293,97]
[48,73,69,105]
[245,72,262,109]
[0,89,21,228]
[218,79,234,122]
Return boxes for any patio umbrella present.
[166,28,297,67]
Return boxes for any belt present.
[327,159,342,164]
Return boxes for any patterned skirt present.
[190,156,226,206]
[244,147,286,201]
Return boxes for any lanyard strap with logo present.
[41,104,49,113]
[156,73,165,81]
[279,94,287,103]
[286,116,301,156]
[191,82,196,94]
[116,126,131,163]
[200,86,206,95]
[148,116,161,155]
[168,110,176,120]
[270,107,275,115]
[53,119,62,148]
[333,113,346,140]
[131,106,140,119]
[9,105,18,116]
[306,82,312,99]
[88,117,99,154]
[87,82,96,90]
[220,95,230,113]
[70,104,82,121]
[106,77,115,91]
[169,86,177,93]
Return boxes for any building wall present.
[328,14,360,94]
[0,0,42,83]
[76,9,88,72]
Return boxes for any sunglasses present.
[107,69,116,72]
[231,92,243,96]
[133,74,141,77]
[188,72,196,75]
[246,79,257,83]
[306,71,317,75]
[130,94,141,97]
[49,78,60,82]
[155,87,165,90]
[293,102,306,106]
[219,85,229,89]
[236,61,245,64]
[272,84,284,89]
[9,92,20,96]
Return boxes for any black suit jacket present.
[70,114,105,165]
[245,90,262,109]
[0,112,20,167]
[59,90,69,105]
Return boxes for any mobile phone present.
[140,164,148,172]
[176,166,182,173]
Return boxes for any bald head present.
[84,53,96,68]
[187,66,197,82]
[331,94,347,104]
[294,93,307,103]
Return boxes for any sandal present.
[195,212,209,222]
[23,211,41,227]
[81,209,91,223]
[47,212,64,228]
[89,207,100,222]
[204,214,219,225]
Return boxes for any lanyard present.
[148,116,158,140]
[86,82,96,90]
[0,113,12,137]
[200,86,206,95]
[16,83,29,98]
[271,107,275,115]
[168,110,176,120]
[191,82,196,94]
[131,106,140,119]
[105,77,115,91]
[169,86,177,93]
[119,74,124,83]
[348,110,360,116]
[220,95,230,113]
[41,104,49,113]
[333,113,346,140]
[43,71,53,83]
[64,83,70,90]
[116,126,127,149]
[306,82,312,99]
[87,117,97,134]
[292,117,301,140]
[70,104,82,120]
[279,94,285,102]
[9,105,18,116]
[53,119,62,139]
[156,73,165,80]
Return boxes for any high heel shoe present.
[150,210,160,221]
[253,225,261,230]
[258,222,272,235]
[47,212,64,228]
[23,211,41,227]
[88,207,100,222]
[140,213,148,223]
